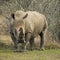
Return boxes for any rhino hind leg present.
[29,37,34,50]
[39,32,44,50]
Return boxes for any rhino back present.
[24,11,46,36]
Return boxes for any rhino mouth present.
[17,39,25,43]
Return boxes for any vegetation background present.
[0,0,60,48]
[0,0,60,60]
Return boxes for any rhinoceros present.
[10,10,48,52]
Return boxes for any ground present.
[0,49,60,60]
[0,35,60,60]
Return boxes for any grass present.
[0,35,60,60]
[0,49,60,60]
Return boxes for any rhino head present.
[11,11,28,43]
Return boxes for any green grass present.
[0,49,60,60]
[0,35,60,60]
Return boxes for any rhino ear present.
[23,13,28,19]
[11,13,15,20]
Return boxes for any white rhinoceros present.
[10,10,48,52]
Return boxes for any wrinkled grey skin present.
[10,10,48,52]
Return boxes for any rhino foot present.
[40,48,45,51]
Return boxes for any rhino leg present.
[13,40,18,51]
[29,37,34,50]
[39,32,44,50]
[10,32,18,51]
[21,33,32,52]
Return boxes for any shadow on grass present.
[0,42,14,51]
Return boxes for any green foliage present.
[0,49,60,60]
[0,0,60,46]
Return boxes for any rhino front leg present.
[12,38,18,51]
[21,33,32,52]
[10,32,18,51]
[13,40,18,51]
